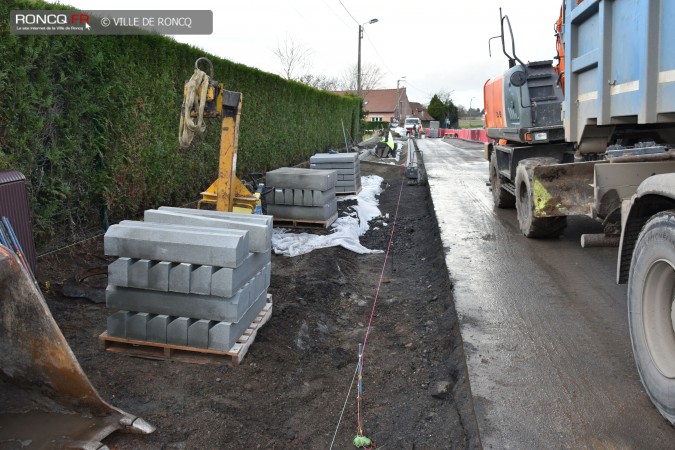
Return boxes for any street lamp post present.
[357,18,378,98]
[469,96,475,124]
[396,76,406,121]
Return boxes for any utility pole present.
[396,77,406,121]
[469,96,475,124]
[357,24,363,98]
[357,18,378,98]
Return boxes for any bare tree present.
[297,73,340,91]
[338,63,385,92]
[273,36,312,80]
[436,89,455,105]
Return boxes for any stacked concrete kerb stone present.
[309,152,361,194]
[103,207,273,352]
[264,167,338,225]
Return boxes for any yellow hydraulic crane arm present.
[211,89,257,213]
[181,57,258,213]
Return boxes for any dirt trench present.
[37,155,480,449]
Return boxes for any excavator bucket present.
[0,246,154,449]
[531,161,598,217]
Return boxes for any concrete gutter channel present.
[413,139,482,449]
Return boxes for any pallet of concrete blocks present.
[309,152,361,195]
[264,167,338,228]
[99,207,274,364]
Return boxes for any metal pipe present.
[341,119,349,151]
[609,151,675,163]
[580,233,620,248]
[2,217,32,276]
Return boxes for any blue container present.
[564,0,675,144]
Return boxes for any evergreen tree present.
[427,95,448,122]
[428,92,459,128]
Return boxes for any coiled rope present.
[178,68,210,148]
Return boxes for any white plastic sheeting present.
[271,175,385,257]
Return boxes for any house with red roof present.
[333,88,411,124]
[409,102,435,128]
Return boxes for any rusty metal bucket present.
[531,161,599,217]
[0,246,154,449]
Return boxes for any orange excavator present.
[483,2,593,238]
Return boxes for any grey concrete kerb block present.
[145,208,272,253]
[106,282,253,323]
[106,264,270,322]
[106,288,269,350]
[266,202,337,221]
[107,310,132,338]
[265,167,337,190]
[158,206,272,227]
[208,290,268,351]
[167,317,193,346]
[104,221,249,268]
[212,251,271,297]
[309,152,359,163]
[147,314,171,343]
[107,251,271,297]
[108,258,132,286]
[169,263,192,293]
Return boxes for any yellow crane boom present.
[180,57,258,213]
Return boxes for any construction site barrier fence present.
[438,128,489,143]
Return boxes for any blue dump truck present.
[484,0,675,422]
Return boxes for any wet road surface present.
[418,137,675,448]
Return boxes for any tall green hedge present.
[364,121,390,131]
[0,0,360,251]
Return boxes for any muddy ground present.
[37,146,480,449]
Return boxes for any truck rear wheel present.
[490,155,515,208]
[514,159,567,238]
[628,210,675,424]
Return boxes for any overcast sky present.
[62,0,564,109]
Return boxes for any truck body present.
[484,0,675,422]
[404,117,422,137]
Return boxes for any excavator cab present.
[484,9,565,144]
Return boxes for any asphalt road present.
[418,137,675,449]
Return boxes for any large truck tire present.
[490,155,515,208]
[514,158,567,238]
[628,210,675,424]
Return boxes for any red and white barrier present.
[439,128,488,143]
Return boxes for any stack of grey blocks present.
[264,167,338,224]
[310,152,361,194]
[104,207,273,352]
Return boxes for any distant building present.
[333,88,411,124]
[409,102,435,129]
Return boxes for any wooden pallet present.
[335,186,362,196]
[272,211,338,229]
[99,298,272,366]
